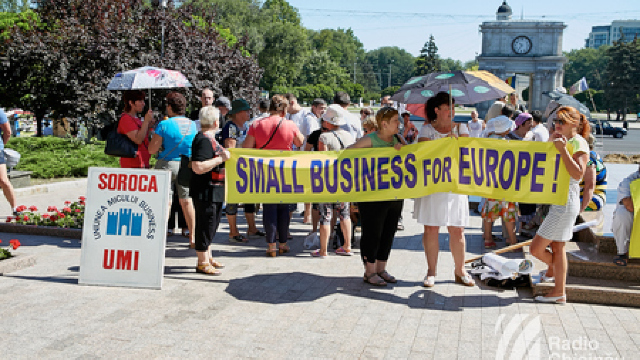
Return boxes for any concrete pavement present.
[2,175,640,359]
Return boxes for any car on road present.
[590,120,627,138]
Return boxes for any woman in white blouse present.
[413,92,474,288]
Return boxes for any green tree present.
[463,60,479,70]
[415,35,440,76]
[0,9,39,40]
[295,50,349,88]
[185,0,309,91]
[563,46,609,90]
[185,0,267,57]
[1,0,262,136]
[308,28,377,92]
[366,47,415,89]
[604,38,639,117]
[258,19,309,89]
[262,0,301,26]
[439,58,463,72]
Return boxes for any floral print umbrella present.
[107,66,192,90]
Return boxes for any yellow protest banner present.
[225,137,570,205]
[628,179,640,259]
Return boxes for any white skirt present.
[537,184,580,242]
[413,192,469,227]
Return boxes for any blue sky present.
[287,0,640,62]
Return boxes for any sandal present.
[311,249,327,258]
[454,273,475,287]
[423,275,435,287]
[377,270,397,283]
[335,247,353,256]
[195,263,222,276]
[229,235,248,243]
[266,247,277,257]
[209,259,225,269]
[247,230,266,238]
[614,254,628,267]
[279,244,290,254]
[363,273,387,286]
[484,240,497,249]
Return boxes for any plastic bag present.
[303,232,320,249]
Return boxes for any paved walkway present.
[2,171,640,359]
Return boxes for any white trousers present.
[612,204,634,255]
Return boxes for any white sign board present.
[79,167,170,289]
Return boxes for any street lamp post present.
[161,0,167,59]
[353,61,357,84]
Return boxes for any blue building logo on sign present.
[106,208,143,236]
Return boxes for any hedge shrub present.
[8,137,119,178]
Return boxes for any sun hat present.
[322,104,345,126]
[515,113,533,127]
[492,117,513,134]
[228,99,250,115]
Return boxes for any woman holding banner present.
[349,107,405,286]
[243,95,304,257]
[414,92,475,288]
[531,106,590,304]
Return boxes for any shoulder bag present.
[104,117,138,158]
[260,117,284,149]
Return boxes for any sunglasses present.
[553,119,565,125]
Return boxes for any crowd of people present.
[113,87,608,304]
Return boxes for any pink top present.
[247,115,300,150]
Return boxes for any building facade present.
[586,20,640,49]
[476,1,567,115]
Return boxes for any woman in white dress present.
[531,106,590,304]
[414,92,474,288]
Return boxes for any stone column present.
[530,73,543,112]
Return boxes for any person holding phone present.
[118,90,155,169]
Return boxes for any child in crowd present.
[481,117,518,248]
[362,115,378,135]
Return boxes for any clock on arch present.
[511,35,532,55]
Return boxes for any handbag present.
[104,118,137,158]
[177,154,192,187]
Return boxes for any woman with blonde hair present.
[243,95,304,257]
[531,106,590,304]
[349,107,405,286]
[189,106,231,275]
[413,92,474,288]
